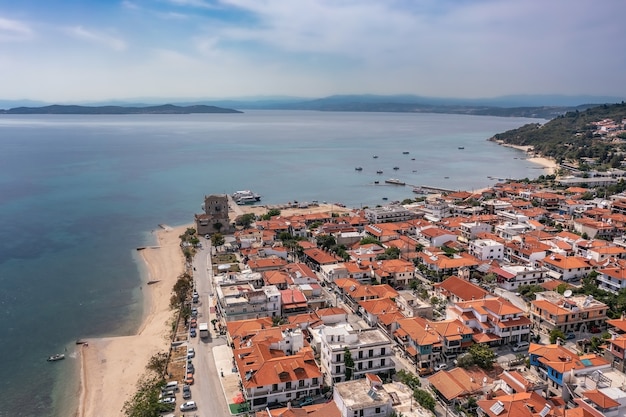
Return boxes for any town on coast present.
[76,149,626,417]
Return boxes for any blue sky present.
[1,0,625,102]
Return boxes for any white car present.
[180,401,197,411]
[159,397,176,405]
[187,347,195,359]
[434,363,448,371]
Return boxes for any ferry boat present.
[232,190,261,205]
[385,178,405,186]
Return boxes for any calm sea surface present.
[0,110,543,416]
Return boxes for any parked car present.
[183,389,192,400]
[187,348,195,359]
[190,328,196,338]
[187,363,195,374]
[180,401,197,411]
[566,332,576,340]
[185,373,194,385]
[418,367,434,376]
[158,397,176,405]
[590,326,601,334]
[191,307,198,317]
[190,318,197,328]
[434,363,448,371]
[512,341,530,352]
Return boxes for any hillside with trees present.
[489,102,626,166]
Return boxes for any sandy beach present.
[76,225,187,417]
[496,141,557,175]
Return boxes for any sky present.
[1,0,626,102]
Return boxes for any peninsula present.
[0,104,242,115]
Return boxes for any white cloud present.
[121,1,139,10]
[66,26,127,51]
[0,16,33,42]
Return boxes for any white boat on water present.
[232,190,261,205]
[385,178,405,186]
[47,353,65,362]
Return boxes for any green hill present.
[0,104,242,114]
[489,102,626,165]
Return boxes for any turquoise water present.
[0,110,541,416]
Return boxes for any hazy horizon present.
[1,1,626,102]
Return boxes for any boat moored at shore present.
[47,354,65,362]
[385,178,405,186]
[232,190,261,205]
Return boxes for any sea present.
[0,110,546,416]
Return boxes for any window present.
[299,380,304,387]
[272,384,278,391]
[369,349,374,357]
[312,378,318,385]
[358,351,363,359]
[368,360,373,368]
[336,353,341,362]
[286,382,292,389]
[381,358,386,366]
[336,365,341,373]
[376,407,381,413]
[381,347,386,355]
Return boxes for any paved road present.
[187,239,231,417]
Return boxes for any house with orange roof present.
[315,307,349,325]
[247,257,289,272]
[236,342,322,410]
[597,266,626,294]
[450,296,531,346]
[538,254,592,282]
[283,263,319,285]
[287,312,323,330]
[433,275,489,303]
[477,391,563,417]
[393,316,442,369]
[417,226,458,247]
[357,297,401,327]
[417,251,480,276]
[370,258,415,287]
[263,270,291,289]
[303,248,342,270]
[363,223,401,242]
[347,244,385,263]
[530,291,608,337]
[491,264,546,291]
[587,245,626,263]
[504,238,551,265]
[254,401,341,417]
[226,317,276,346]
[573,217,618,240]
[281,288,309,316]
[428,319,475,362]
[528,343,610,400]
[342,260,372,283]
[572,388,626,417]
[427,366,493,405]
[530,191,564,210]
[605,317,626,372]
[318,263,349,284]
[383,234,421,261]
[493,369,548,395]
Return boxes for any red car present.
[590,326,601,334]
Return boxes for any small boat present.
[355,167,363,171]
[444,176,450,179]
[411,158,415,160]
[373,155,379,159]
[385,178,406,186]
[393,167,400,170]
[382,197,388,200]
[47,354,65,362]
[458,146,465,150]
[374,181,379,184]
[402,151,410,154]
[376,170,383,174]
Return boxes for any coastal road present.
[190,241,230,417]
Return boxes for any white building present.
[319,323,395,385]
[216,284,281,321]
[469,239,504,261]
[364,205,414,223]
[333,374,393,417]
[459,221,492,243]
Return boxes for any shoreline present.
[76,224,188,417]
[495,140,557,175]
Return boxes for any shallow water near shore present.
[0,110,546,416]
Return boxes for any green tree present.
[261,208,281,220]
[360,236,382,246]
[550,329,566,344]
[123,375,166,417]
[316,235,336,250]
[414,388,436,412]
[344,347,354,381]
[211,232,225,248]
[213,222,223,232]
[235,213,256,228]
[466,344,496,370]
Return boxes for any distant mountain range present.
[1,94,624,118]
[0,104,241,115]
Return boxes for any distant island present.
[0,104,242,115]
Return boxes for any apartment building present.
[530,291,608,336]
[319,324,395,385]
